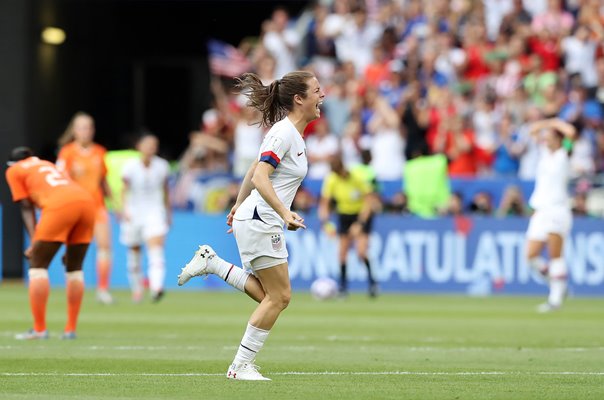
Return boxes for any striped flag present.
[207,39,252,77]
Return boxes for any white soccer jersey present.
[529,147,570,211]
[122,156,170,218]
[234,117,308,227]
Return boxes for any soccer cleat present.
[96,290,114,305]
[537,302,561,313]
[151,290,165,303]
[15,329,49,340]
[177,245,216,286]
[226,362,271,381]
[369,283,379,298]
[61,331,77,340]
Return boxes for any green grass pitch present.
[0,283,603,399]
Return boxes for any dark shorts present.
[337,213,373,235]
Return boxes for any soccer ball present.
[310,277,339,300]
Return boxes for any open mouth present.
[316,101,323,110]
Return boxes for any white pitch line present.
[2,345,603,353]
[1,371,603,377]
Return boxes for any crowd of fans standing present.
[172,0,604,216]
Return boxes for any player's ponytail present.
[235,71,315,127]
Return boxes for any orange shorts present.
[34,199,96,244]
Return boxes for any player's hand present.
[24,245,33,259]
[226,204,239,234]
[284,211,306,231]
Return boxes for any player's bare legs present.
[248,263,291,329]
[338,234,351,294]
[63,244,89,338]
[17,241,62,340]
[244,275,266,303]
[94,220,113,304]
[355,231,377,297]
[226,263,290,381]
[127,245,144,302]
[146,235,167,302]
[544,233,567,311]
[526,239,547,278]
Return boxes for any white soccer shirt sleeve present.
[258,128,292,169]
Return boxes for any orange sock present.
[28,269,50,333]
[96,250,111,291]
[65,271,84,333]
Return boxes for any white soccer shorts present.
[232,219,288,271]
[526,207,573,242]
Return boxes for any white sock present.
[127,249,143,295]
[548,258,567,307]
[528,256,547,275]
[233,323,270,365]
[148,246,165,294]
[209,255,250,292]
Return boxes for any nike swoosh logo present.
[297,152,304,156]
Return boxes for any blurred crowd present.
[170,0,604,217]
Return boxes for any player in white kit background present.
[178,70,324,380]
[525,118,576,313]
[120,134,171,303]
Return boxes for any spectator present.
[401,80,430,160]
[469,191,494,215]
[472,93,500,172]
[262,7,301,79]
[439,191,465,216]
[497,185,527,216]
[306,117,340,179]
[434,116,477,177]
[572,191,590,216]
[483,0,514,41]
[561,24,600,90]
[340,115,363,169]
[516,106,544,180]
[366,95,405,180]
[531,0,574,37]
[493,114,522,176]
[232,102,265,179]
[499,0,533,38]
[379,59,407,109]
[595,127,604,173]
[331,6,382,77]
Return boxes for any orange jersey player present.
[56,112,114,304]
[5,147,95,340]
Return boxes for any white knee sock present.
[148,246,165,294]
[209,255,250,292]
[528,256,548,275]
[127,249,143,295]
[548,258,567,307]
[232,323,270,365]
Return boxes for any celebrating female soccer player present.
[57,112,114,304]
[178,71,324,380]
[120,134,171,303]
[525,118,576,313]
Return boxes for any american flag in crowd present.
[207,39,252,77]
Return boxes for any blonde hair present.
[58,111,94,147]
